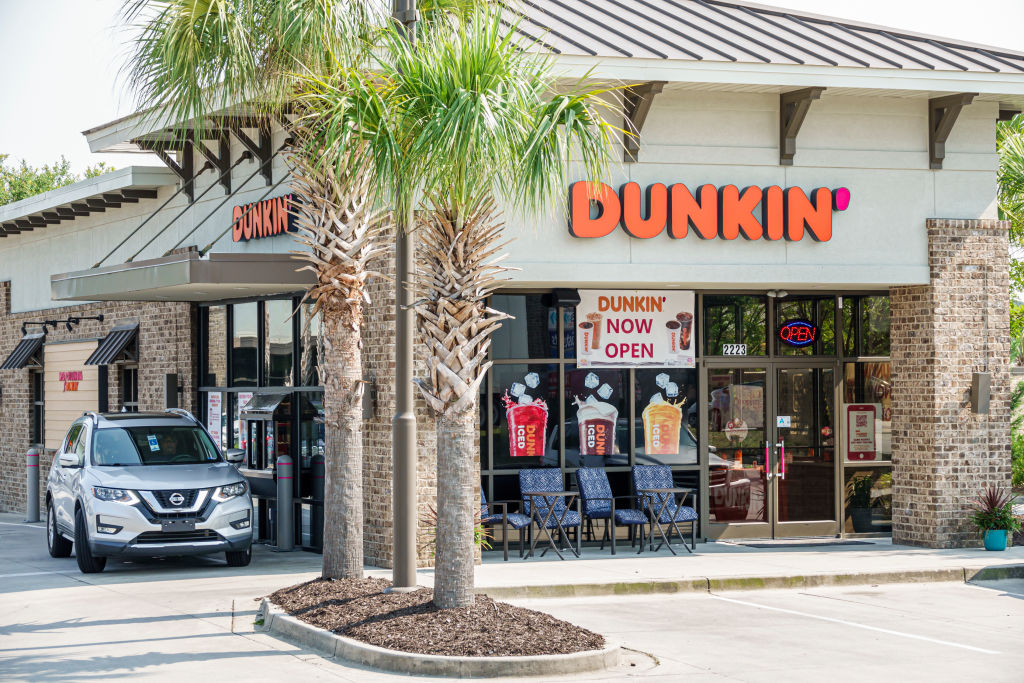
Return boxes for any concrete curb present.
[257,599,621,678]
[477,564,1024,600]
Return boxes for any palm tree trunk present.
[321,307,364,579]
[433,409,478,608]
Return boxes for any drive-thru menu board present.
[576,290,695,368]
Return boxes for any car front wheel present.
[47,502,72,558]
[74,508,106,574]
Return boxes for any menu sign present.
[576,290,695,368]
[846,404,878,461]
[206,393,223,446]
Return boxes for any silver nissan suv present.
[46,410,253,573]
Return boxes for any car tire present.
[225,545,252,567]
[74,508,106,574]
[47,502,73,558]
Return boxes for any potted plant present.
[846,475,875,533]
[970,486,1021,551]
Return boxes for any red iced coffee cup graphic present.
[676,312,693,351]
[503,393,548,457]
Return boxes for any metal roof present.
[505,0,1024,73]
[0,166,175,238]
[0,333,45,370]
[85,323,139,366]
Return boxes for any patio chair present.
[632,465,698,554]
[480,487,532,562]
[518,468,582,559]
[575,467,650,555]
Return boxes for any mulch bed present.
[268,577,604,657]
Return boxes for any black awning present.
[0,333,45,370]
[239,392,289,421]
[85,323,139,366]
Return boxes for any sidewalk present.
[372,537,1024,599]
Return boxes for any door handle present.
[765,442,773,479]
[776,441,786,480]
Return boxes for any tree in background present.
[0,155,113,206]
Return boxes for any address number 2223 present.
[722,344,748,356]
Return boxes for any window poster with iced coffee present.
[576,290,695,368]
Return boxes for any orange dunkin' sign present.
[569,182,850,242]
[232,194,296,242]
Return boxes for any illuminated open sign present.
[779,319,817,347]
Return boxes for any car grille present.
[135,530,221,544]
[150,489,200,508]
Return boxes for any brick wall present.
[362,226,439,568]
[0,281,197,516]
[890,219,1012,548]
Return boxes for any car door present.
[54,422,84,529]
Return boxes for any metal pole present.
[25,447,39,523]
[276,454,294,551]
[392,0,419,590]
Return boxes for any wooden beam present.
[70,203,94,215]
[41,212,63,224]
[194,131,231,194]
[56,206,88,218]
[15,220,34,231]
[780,87,825,166]
[136,135,196,201]
[227,117,273,185]
[101,194,124,207]
[85,198,109,211]
[2,223,21,234]
[121,189,159,200]
[929,93,977,169]
[26,216,47,227]
[623,81,666,163]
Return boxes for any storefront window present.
[121,366,139,412]
[861,296,890,356]
[703,295,766,356]
[264,299,294,386]
[205,305,228,386]
[490,363,560,469]
[842,362,892,462]
[490,294,560,359]
[30,370,44,446]
[231,302,258,386]
[563,366,629,468]
[298,393,324,468]
[775,297,836,356]
[300,303,322,386]
[843,468,892,534]
[707,367,767,523]
[634,368,698,465]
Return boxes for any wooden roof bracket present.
[929,93,977,169]
[225,117,274,186]
[137,133,197,202]
[195,130,232,195]
[780,87,825,166]
[623,81,666,163]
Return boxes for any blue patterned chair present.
[632,465,698,554]
[576,467,650,554]
[480,487,532,561]
[518,468,582,559]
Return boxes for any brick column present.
[890,219,1012,548]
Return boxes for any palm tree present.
[302,6,617,607]
[121,0,384,579]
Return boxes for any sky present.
[1,0,1023,173]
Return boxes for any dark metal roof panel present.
[85,324,139,366]
[1,333,45,370]
[508,0,1024,74]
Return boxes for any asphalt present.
[4,511,1024,681]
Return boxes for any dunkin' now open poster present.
[576,290,696,368]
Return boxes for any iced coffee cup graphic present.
[642,396,683,456]
[665,320,681,356]
[576,395,618,458]
[586,312,602,349]
[675,312,693,351]
[503,393,548,458]
[578,322,594,357]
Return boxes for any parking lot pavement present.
[4,513,1024,682]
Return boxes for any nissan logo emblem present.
[169,492,185,507]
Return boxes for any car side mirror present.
[226,448,245,465]
[58,452,82,468]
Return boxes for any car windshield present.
[92,425,221,466]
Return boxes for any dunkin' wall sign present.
[568,182,850,242]
[231,194,296,242]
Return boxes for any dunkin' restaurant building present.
[0,2,1020,556]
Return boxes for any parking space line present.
[0,571,66,579]
[708,594,1000,654]
[0,522,45,529]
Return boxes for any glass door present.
[704,363,839,539]
[772,366,839,537]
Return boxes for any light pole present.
[391,0,418,591]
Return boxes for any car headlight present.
[92,487,138,504]
[214,481,248,501]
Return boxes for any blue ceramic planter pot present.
[983,529,1008,551]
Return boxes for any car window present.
[74,426,88,457]
[62,423,83,455]
[92,425,221,466]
